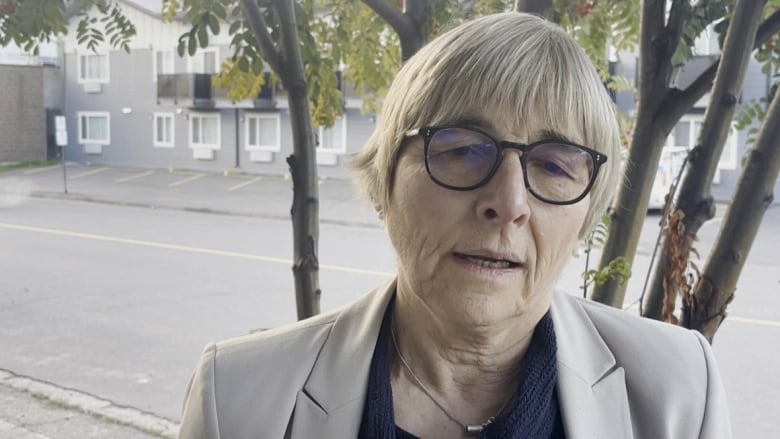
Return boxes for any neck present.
[390,280,549,415]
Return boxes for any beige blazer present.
[178,280,732,438]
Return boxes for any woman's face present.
[385,115,590,325]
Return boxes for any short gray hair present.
[351,12,621,237]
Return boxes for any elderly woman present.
[178,12,731,439]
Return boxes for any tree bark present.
[643,0,766,322]
[272,0,321,319]
[686,88,780,342]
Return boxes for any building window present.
[245,114,280,151]
[189,113,220,149]
[665,115,738,170]
[693,22,721,56]
[153,50,175,82]
[78,112,110,144]
[317,116,346,153]
[153,113,175,148]
[188,48,219,74]
[78,53,109,83]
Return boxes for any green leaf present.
[237,56,249,72]
[229,20,242,35]
[207,14,219,35]
[187,33,197,56]
[197,26,208,48]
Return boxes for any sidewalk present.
[0,163,379,228]
[0,369,176,439]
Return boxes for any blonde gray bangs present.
[352,12,621,236]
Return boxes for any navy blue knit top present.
[358,302,565,439]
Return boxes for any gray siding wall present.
[63,47,373,179]
[0,65,46,163]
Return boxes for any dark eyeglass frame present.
[404,126,608,205]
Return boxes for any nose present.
[475,151,531,225]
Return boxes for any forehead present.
[431,111,586,146]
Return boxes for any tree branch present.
[240,0,281,74]
[361,0,414,42]
[668,8,780,116]
[637,0,669,99]
[753,8,780,51]
[664,0,690,60]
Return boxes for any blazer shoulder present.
[572,294,702,351]
[178,307,343,439]
[564,295,731,438]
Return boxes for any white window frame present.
[153,112,175,148]
[317,116,347,153]
[189,112,221,150]
[153,49,175,82]
[245,113,281,152]
[187,47,219,74]
[664,114,738,170]
[77,52,110,83]
[77,111,111,144]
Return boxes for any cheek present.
[534,204,588,271]
[385,160,461,283]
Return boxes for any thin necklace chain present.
[390,323,514,435]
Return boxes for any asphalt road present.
[1,193,778,436]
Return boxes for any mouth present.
[453,252,523,269]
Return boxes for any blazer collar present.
[551,291,634,439]
[289,284,633,439]
[289,279,396,438]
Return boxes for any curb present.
[0,369,178,439]
[22,190,383,230]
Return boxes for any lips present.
[454,252,523,269]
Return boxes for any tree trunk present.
[685,87,780,342]
[643,0,766,322]
[273,0,321,320]
[591,0,679,308]
[400,0,430,61]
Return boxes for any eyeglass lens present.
[425,127,595,203]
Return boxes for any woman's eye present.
[449,144,492,158]
[542,161,567,176]
[451,146,474,156]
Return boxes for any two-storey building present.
[61,0,373,179]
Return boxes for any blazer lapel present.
[288,284,634,438]
[288,280,397,438]
[552,292,634,439]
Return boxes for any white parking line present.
[22,166,57,175]
[228,176,264,192]
[0,222,395,277]
[69,167,109,180]
[169,173,205,187]
[728,316,780,328]
[115,170,155,183]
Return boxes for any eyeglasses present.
[405,126,608,205]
